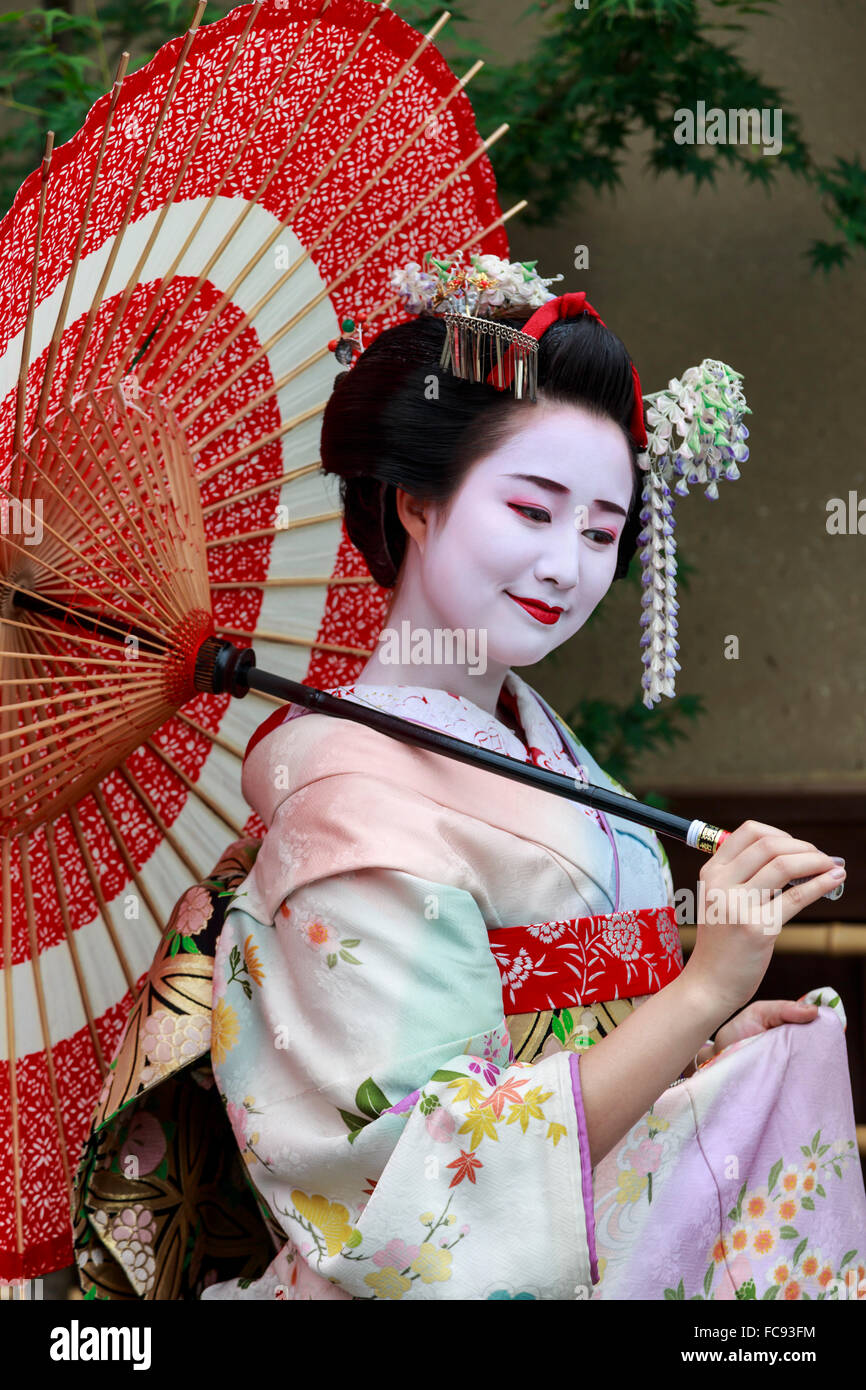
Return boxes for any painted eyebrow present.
[503,473,628,518]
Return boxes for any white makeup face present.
[416,399,636,670]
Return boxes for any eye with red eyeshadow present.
[508,502,617,543]
[508,502,550,523]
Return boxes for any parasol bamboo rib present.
[0,493,175,646]
[138,0,398,393]
[8,643,128,757]
[1,840,23,1258]
[80,2,264,397]
[209,576,375,590]
[86,395,187,591]
[125,0,344,383]
[2,644,77,825]
[0,636,170,778]
[176,712,245,764]
[34,53,130,431]
[13,131,53,472]
[83,396,210,632]
[0,689,174,811]
[0,675,159,687]
[201,460,323,514]
[205,511,343,548]
[68,806,136,996]
[1,610,38,826]
[193,354,331,453]
[0,525,157,643]
[19,837,73,1200]
[0,640,130,836]
[0,681,166,751]
[141,412,209,606]
[143,739,246,840]
[118,765,210,887]
[149,411,211,614]
[61,2,209,412]
[44,824,107,1078]
[53,412,189,625]
[0,612,164,662]
[92,785,167,950]
[216,626,372,659]
[152,14,470,402]
[9,644,103,783]
[33,422,173,608]
[19,429,189,634]
[169,49,485,418]
[174,122,510,430]
[0,651,164,670]
[0,680,163,721]
[7,636,166,727]
[197,403,325,485]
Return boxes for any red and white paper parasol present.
[0,0,516,1278]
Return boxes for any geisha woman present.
[72,257,866,1302]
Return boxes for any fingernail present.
[832,856,845,866]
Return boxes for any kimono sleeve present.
[205,866,598,1301]
[657,835,676,909]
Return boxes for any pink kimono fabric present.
[588,988,866,1300]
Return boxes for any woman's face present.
[412,399,636,671]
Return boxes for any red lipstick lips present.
[506,592,563,625]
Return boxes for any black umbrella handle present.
[197,636,710,847]
[198,638,844,902]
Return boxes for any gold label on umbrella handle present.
[696,823,728,856]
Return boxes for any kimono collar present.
[244,669,572,771]
[241,670,669,914]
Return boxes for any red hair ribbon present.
[485,290,647,448]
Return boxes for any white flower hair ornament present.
[332,253,751,709]
[637,362,750,708]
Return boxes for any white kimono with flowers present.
[201,672,676,1301]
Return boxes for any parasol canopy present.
[0,0,516,1278]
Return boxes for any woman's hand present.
[684,819,845,1019]
[713,998,819,1054]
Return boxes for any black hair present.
[319,307,644,588]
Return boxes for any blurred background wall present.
[461,0,866,793]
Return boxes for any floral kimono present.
[72,672,866,1300]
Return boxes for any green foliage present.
[809,155,866,273]
[0,0,862,271]
[0,2,233,212]
[564,689,705,803]
[393,0,863,275]
[445,0,811,212]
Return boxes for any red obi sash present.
[488,906,683,1012]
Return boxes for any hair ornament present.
[328,315,366,367]
[390,250,564,316]
[637,361,750,706]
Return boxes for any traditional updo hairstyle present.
[319,306,646,588]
